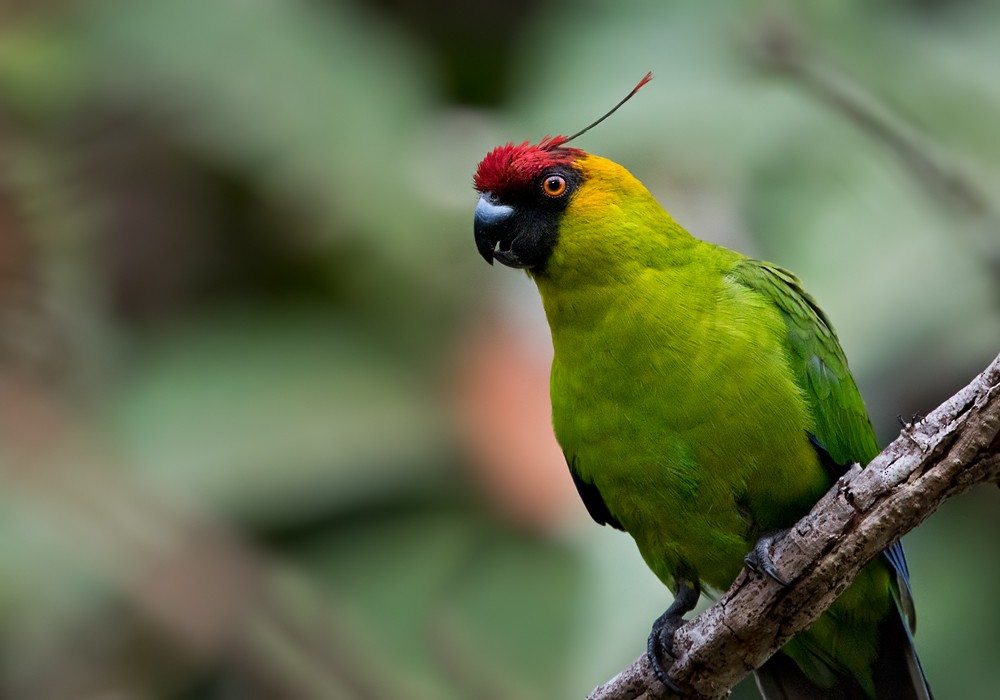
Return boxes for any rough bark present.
[588,351,1000,700]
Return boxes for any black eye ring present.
[542,174,568,198]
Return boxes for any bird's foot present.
[647,615,684,694]
[646,574,700,693]
[744,529,791,586]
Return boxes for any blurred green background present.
[0,0,998,698]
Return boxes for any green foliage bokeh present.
[0,1,997,698]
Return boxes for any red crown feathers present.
[473,72,652,197]
[473,137,583,196]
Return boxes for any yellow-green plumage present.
[540,159,822,583]
[473,147,929,699]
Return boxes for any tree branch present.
[588,351,1000,700]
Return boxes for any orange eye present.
[542,174,567,197]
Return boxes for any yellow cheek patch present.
[567,155,658,220]
[554,155,663,257]
[533,152,687,288]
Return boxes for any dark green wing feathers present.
[728,259,880,468]
[732,259,930,699]
[729,259,909,583]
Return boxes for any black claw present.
[647,627,683,694]
[646,574,700,693]
[744,529,791,586]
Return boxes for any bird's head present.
[473,136,585,270]
[473,73,654,275]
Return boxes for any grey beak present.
[474,193,514,264]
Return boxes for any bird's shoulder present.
[724,257,879,465]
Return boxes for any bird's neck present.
[533,231,706,370]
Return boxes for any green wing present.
[731,260,924,679]
[729,259,880,468]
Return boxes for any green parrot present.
[472,77,931,699]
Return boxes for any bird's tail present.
[755,651,854,700]
[754,605,932,700]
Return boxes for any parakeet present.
[472,75,931,699]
